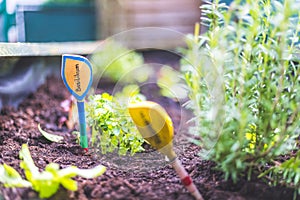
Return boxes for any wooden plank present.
[123,27,193,40]
[0,41,104,57]
[99,0,128,37]
[124,38,187,50]
[115,26,192,49]
[123,0,200,13]
[127,12,200,27]
[97,0,201,48]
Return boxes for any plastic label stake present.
[128,101,204,200]
[61,54,92,151]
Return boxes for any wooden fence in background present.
[97,0,201,49]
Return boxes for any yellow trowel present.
[128,101,204,200]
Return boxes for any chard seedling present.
[0,164,31,188]
[128,101,204,200]
[19,144,106,198]
[61,54,93,152]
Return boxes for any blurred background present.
[0,0,202,47]
[0,0,203,110]
[0,0,234,109]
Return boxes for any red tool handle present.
[171,158,204,200]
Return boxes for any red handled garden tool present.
[61,54,93,152]
[128,101,204,200]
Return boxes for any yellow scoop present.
[128,101,204,200]
[128,101,176,160]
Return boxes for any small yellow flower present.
[102,93,113,101]
[245,132,256,142]
[245,132,253,140]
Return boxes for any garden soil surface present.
[0,51,299,200]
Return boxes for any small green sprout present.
[86,91,145,156]
[71,131,80,145]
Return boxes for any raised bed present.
[0,51,296,200]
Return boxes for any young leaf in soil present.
[19,144,106,198]
[0,164,32,188]
[38,124,64,143]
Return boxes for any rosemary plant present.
[181,0,300,191]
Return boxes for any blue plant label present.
[61,54,93,101]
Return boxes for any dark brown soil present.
[0,51,298,200]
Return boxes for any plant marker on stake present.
[128,101,204,200]
[61,54,93,152]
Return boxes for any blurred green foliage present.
[91,40,150,84]
[157,65,188,99]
